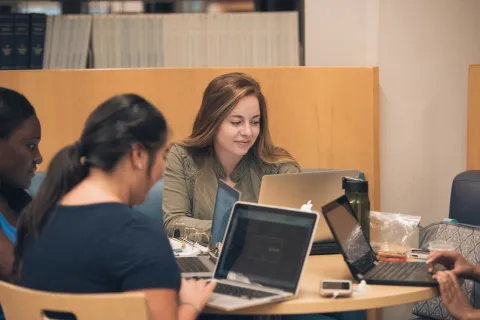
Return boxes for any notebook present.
[176,180,240,278]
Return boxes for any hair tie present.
[73,141,87,165]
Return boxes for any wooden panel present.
[468,65,480,170]
[0,67,380,209]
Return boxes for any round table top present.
[205,254,438,315]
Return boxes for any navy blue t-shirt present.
[21,202,180,296]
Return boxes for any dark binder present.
[29,13,46,69]
[13,14,29,69]
[0,14,14,70]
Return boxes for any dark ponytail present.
[12,143,87,280]
[26,144,87,231]
[13,93,168,280]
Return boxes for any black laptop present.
[321,195,437,287]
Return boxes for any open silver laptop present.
[207,202,318,311]
[176,180,240,279]
[258,170,359,242]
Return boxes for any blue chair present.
[447,170,480,309]
[27,172,164,222]
[134,179,164,222]
[449,170,480,225]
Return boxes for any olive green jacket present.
[162,144,300,237]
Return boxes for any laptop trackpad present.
[209,293,254,307]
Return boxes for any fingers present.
[182,278,194,288]
[427,251,443,272]
[196,279,206,287]
[182,278,215,292]
[205,281,217,294]
[181,278,199,291]
[444,271,461,292]
[437,270,462,305]
[442,272,455,304]
[436,271,452,303]
[426,251,445,265]
[427,251,457,272]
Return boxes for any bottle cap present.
[342,176,368,193]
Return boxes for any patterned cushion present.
[412,222,480,319]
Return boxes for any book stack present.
[0,13,46,70]
[1,11,300,69]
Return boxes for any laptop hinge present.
[208,252,218,264]
[361,260,378,277]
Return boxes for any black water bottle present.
[342,176,371,242]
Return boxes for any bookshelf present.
[0,1,255,14]
[0,10,300,70]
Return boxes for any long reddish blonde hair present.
[178,72,296,165]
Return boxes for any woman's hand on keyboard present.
[427,251,476,280]
[179,279,216,313]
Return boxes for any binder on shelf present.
[0,14,14,70]
[29,13,46,69]
[13,14,30,69]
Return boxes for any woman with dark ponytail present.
[14,94,215,320]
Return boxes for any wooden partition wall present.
[0,67,380,209]
[468,65,480,170]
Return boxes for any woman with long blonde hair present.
[163,73,365,320]
[163,72,300,236]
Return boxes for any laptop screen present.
[322,196,376,275]
[210,181,240,247]
[214,203,317,293]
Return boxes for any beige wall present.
[305,1,480,319]
[306,0,480,224]
[376,0,480,225]
[305,0,378,67]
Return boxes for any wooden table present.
[205,255,437,315]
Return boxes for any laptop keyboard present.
[177,257,210,273]
[368,262,426,281]
[213,283,277,300]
